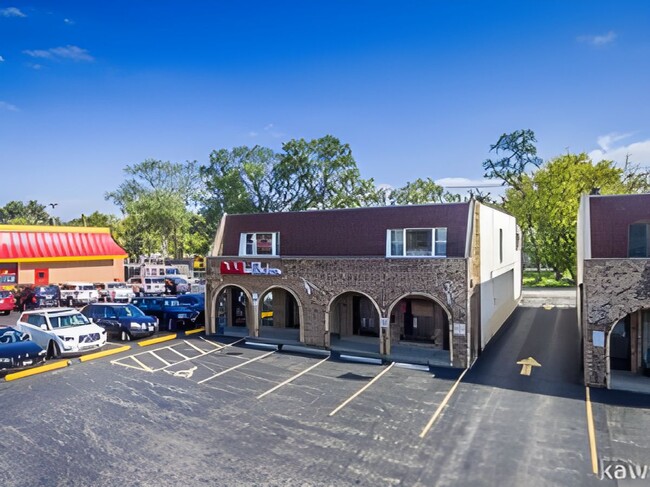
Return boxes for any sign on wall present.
[220,261,282,276]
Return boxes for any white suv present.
[59,282,99,307]
[17,308,107,358]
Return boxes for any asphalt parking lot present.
[1,307,649,486]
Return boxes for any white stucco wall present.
[478,204,521,348]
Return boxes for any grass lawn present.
[522,270,575,287]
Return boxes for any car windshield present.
[0,329,25,343]
[114,305,146,318]
[0,290,11,298]
[49,313,91,328]
[35,285,58,294]
[81,285,95,291]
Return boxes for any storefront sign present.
[220,261,282,276]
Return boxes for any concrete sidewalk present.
[519,287,576,308]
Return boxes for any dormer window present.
[387,228,447,257]
[239,232,279,256]
[629,223,650,257]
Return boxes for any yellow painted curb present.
[5,360,71,382]
[138,334,177,347]
[185,327,205,336]
[80,345,131,362]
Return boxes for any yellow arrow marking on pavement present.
[516,357,541,376]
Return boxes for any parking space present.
[106,334,462,442]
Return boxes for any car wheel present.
[121,330,131,341]
[47,341,61,359]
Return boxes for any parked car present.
[59,282,99,307]
[16,308,107,358]
[33,285,61,308]
[0,290,15,315]
[94,282,136,303]
[176,293,205,325]
[167,277,190,295]
[80,303,158,341]
[131,296,199,331]
[0,327,46,372]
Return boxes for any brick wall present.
[582,258,650,386]
[206,256,470,367]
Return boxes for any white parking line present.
[419,368,468,439]
[198,350,276,384]
[110,337,245,373]
[257,355,330,399]
[168,347,190,360]
[329,362,395,417]
[131,356,153,372]
[148,350,172,366]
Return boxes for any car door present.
[101,306,124,338]
[19,314,50,349]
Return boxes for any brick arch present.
[325,290,382,338]
[209,283,255,335]
[259,284,305,342]
[604,305,650,388]
[386,292,452,322]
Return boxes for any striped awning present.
[0,225,127,263]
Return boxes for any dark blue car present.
[80,303,158,341]
[130,296,199,331]
[0,327,47,372]
[176,293,205,325]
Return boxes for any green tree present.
[106,159,203,259]
[0,200,53,225]
[65,211,120,228]
[200,136,384,237]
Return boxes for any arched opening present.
[607,308,650,391]
[328,291,381,353]
[214,285,252,337]
[388,294,451,366]
[258,286,303,342]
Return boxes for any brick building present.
[205,201,521,368]
[0,224,127,287]
[577,193,650,387]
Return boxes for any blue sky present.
[2,1,650,220]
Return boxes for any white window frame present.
[386,228,447,258]
[239,232,279,257]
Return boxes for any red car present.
[0,290,15,315]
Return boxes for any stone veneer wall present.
[206,257,470,367]
[583,258,650,387]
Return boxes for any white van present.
[128,276,165,296]
[59,282,99,307]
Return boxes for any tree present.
[200,136,384,235]
[106,159,203,259]
[0,200,53,225]
[65,211,119,228]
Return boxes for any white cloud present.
[0,7,26,17]
[63,18,75,25]
[23,45,94,62]
[263,123,284,138]
[589,134,650,166]
[0,56,4,62]
[578,31,617,46]
[248,131,258,137]
[0,101,19,111]
[27,63,43,70]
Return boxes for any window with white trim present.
[239,232,279,256]
[387,228,447,257]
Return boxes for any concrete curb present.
[185,327,205,336]
[138,334,177,347]
[79,345,131,362]
[4,360,71,382]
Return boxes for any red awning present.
[0,226,127,263]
